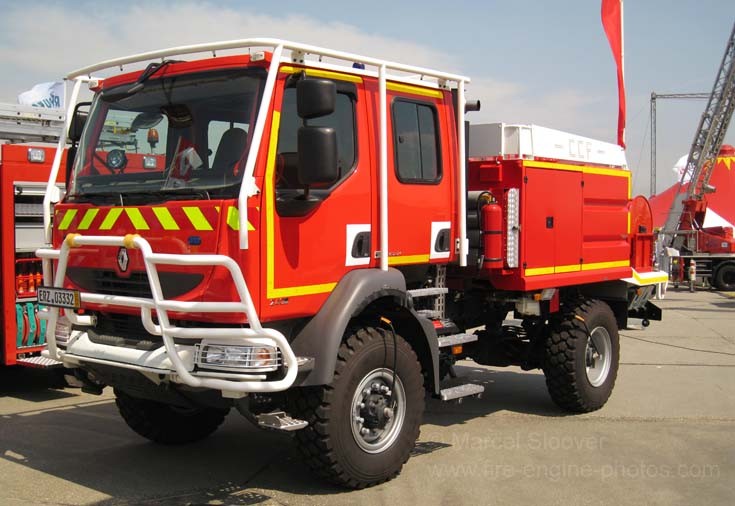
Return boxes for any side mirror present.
[68,102,91,142]
[298,126,338,186]
[297,79,336,119]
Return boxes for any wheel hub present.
[361,393,390,429]
[350,368,406,454]
[585,326,612,387]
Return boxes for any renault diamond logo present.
[117,247,129,272]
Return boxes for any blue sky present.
[1,0,733,195]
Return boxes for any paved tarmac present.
[1,288,734,505]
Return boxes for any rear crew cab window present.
[392,99,441,183]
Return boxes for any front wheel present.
[114,389,229,445]
[714,263,735,291]
[290,326,425,489]
[543,299,620,413]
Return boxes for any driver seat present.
[212,128,247,177]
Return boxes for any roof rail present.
[67,38,469,86]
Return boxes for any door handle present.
[351,231,371,258]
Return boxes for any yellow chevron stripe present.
[152,208,179,230]
[183,207,213,231]
[125,208,150,230]
[77,209,99,230]
[100,208,123,230]
[227,206,240,231]
[58,209,78,230]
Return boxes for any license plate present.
[37,287,81,309]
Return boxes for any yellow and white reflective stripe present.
[77,209,99,230]
[183,207,213,231]
[58,209,78,230]
[125,208,150,230]
[99,208,123,230]
[152,207,180,231]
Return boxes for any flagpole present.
[620,0,625,147]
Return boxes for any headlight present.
[195,343,281,372]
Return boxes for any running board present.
[255,411,308,432]
[408,287,449,298]
[437,333,477,348]
[16,355,62,368]
[439,383,484,403]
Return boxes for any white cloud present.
[0,2,456,90]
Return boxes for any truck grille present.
[84,313,163,350]
[66,268,203,299]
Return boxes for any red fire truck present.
[0,102,67,369]
[37,40,666,488]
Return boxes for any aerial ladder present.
[658,21,735,289]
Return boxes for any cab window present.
[392,99,441,183]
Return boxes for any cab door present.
[385,89,455,268]
[261,70,372,319]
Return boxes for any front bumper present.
[37,233,299,397]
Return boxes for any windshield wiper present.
[150,188,211,200]
[67,191,125,205]
[102,60,181,102]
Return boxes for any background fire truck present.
[0,102,66,369]
[654,21,735,290]
[38,40,665,488]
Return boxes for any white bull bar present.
[36,233,299,395]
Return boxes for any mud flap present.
[628,301,662,321]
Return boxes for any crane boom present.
[662,21,735,250]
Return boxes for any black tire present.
[542,299,619,413]
[714,263,735,291]
[114,389,229,445]
[289,326,424,489]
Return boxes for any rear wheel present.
[714,263,735,290]
[290,326,424,489]
[114,389,229,444]
[543,299,620,413]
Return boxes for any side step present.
[437,333,478,348]
[408,287,449,298]
[255,411,308,432]
[440,383,485,403]
[16,355,62,368]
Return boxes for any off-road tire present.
[289,326,424,489]
[114,389,229,445]
[542,299,619,413]
[714,263,735,291]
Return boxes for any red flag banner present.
[601,0,626,148]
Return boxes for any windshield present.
[68,67,266,203]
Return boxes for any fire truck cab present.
[38,40,665,488]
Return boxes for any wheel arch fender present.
[290,268,440,393]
